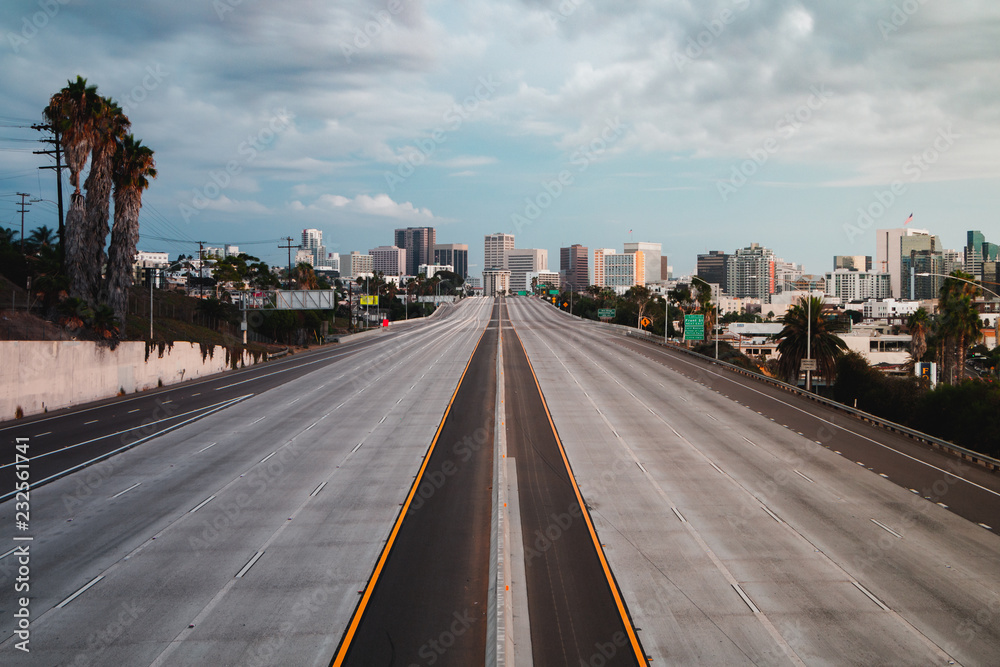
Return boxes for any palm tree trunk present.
[107,188,141,328]
[64,193,90,300]
[83,141,115,305]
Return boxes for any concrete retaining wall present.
[0,341,260,421]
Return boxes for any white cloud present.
[292,193,435,221]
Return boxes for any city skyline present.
[1,2,998,280]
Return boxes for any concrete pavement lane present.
[0,314,438,501]
[502,300,646,667]
[506,296,1000,666]
[0,298,494,666]
[334,302,497,666]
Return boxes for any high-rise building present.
[593,248,614,287]
[726,243,775,300]
[327,252,340,273]
[876,227,930,298]
[394,227,436,276]
[560,244,589,290]
[604,252,644,289]
[697,250,729,289]
[624,242,661,285]
[660,256,670,282]
[833,255,872,271]
[301,229,326,267]
[505,248,548,293]
[343,251,374,279]
[434,243,469,279]
[484,233,515,271]
[900,233,944,300]
[369,245,407,276]
[964,230,1000,280]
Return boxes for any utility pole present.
[279,237,295,290]
[16,193,30,255]
[198,241,205,298]
[32,122,66,270]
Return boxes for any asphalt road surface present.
[507,296,1000,666]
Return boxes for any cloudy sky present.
[1,0,999,278]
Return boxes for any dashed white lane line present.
[871,518,903,539]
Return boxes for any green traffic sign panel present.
[684,314,705,341]
[549,290,559,295]
[598,308,616,318]
[517,291,528,295]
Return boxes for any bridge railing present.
[541,298,1000,473]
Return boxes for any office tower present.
[624,242,661,285]
[593,248,614,287]
[394,227,436,276]
[560,244,589,290]
[876,227,931,298]
[301,228,326,267]
[504,248,548,293]
[484,233,515,270]
[434,243,469,279]
[604,251,644,289]
[697,250,729,289]
[833,255,872,271]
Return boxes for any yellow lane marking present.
[507,322,648,665]
[331,303,494,666]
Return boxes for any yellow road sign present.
[640,317,651,328]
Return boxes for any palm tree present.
[46,77,102,301]
[292,262,319,290]
[906,307,931,367]
[107,135,156,328]
[938,271,981,384]
[83,97,130,304]
[775,296,847,386]
[27,225,57,251]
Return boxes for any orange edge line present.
[508,320,648,666]
[331,311,492,666]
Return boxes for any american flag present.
[904,213,913,225]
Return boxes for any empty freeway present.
[1,296,998,665]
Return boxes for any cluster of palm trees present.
[907,271,985,385]
[44,76,157,331]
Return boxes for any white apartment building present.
[604,251,644,290]
[418,263,454,278]
[343,251,374,279]
[370,245,407,276]
[825,269,891,301]
[505,248,548,293]
[862,298,920,322]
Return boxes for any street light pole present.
[693,276,718,359]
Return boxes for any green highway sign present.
[549,290,560,295]
[684,314,705,341]
[598,308,616,318]
[518,291,528,296]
